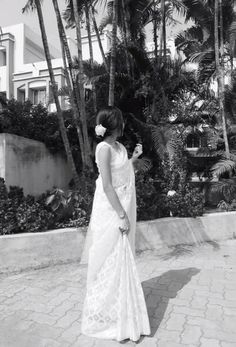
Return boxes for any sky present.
[0,0,190,50]
[0,0,90,48]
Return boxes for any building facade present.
[0,23,111,111]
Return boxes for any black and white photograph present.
[0,0,236,346]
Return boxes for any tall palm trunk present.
[52,0,86,167]
[153,4,158,65]
[91,6,109,73]
[72,0,93,169]
[163,1,166,64]
[121,0,131,76]
[159,0,166,65]
[34,0,79,186]
[85,3,97,113]
[215,0,230,158]
[108,0,118,107]
[158,0,165,66]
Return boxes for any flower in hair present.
[95,124,107,137]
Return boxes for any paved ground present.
[0,239,236,347]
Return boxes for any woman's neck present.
[104,136,117,145]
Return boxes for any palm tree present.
[84,2,97,113]
[159,0,166,66]
[90,5,109,72]
[140,0,186,65]
[175,0,236,158]
[63,0,109,72]
[51,0,87,167]
[72,0,93,169]
[22,0,80,186]
[121,0,131,75]
[152,2,159,64]
[108,0,119,106]
[215,0,230,158]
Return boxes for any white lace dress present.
[80,141,150,342]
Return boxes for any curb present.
[1,212,236,275]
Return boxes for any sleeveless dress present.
[80,141,151,342]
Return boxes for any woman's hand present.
[132,143,143,161]
[119,213,130,235]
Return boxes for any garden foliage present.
[0,178,91,235]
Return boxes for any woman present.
[81,107,150,342]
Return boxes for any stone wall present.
[0,133,72,196]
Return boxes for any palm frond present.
[22,0,39,13]
[99,14,112,32]
[134,156,152,173]
[210,178,236,203]
[188,49,214,64]
[211,159,236,178]
[127,43,153,73]
[151,125,183,160]
[229,20,236,57]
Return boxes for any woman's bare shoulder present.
[96,142,111,159]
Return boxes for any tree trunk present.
[163,1,166,65]
[52,0,86,167]
[108,0,118,107]
[158,0,165,67]
[85,3,97,114]
[153,7,158,66]
[91,6,109,73]
[35,0,79,186]
[121,0,131,76]
[215,0,230,158]
[72,0,93,169]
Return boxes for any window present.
[33,88,46,105]
[18,89,25,103]
[0,50,6,67]
[186,134,201,148]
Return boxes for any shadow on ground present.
[137,267,200,341]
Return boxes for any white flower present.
[167,190,176,197]
[95,124,107,137]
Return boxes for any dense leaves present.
[0,178,92,235]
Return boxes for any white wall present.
[24,25,61,62]
[2,23,25,71]
[0,133,73,196]
[81,31,110,63]
[0,66,7,92]
[2,23,61,71]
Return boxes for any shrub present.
[136,172,169,221]
[0,178,94,235]
[0,182,56,235]
[217,199,236,212]
[166,184,205,217]
[0,177,7,199]
[16,201,56,233]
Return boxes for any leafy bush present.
[0,181,56,235]
[136,172,169,221]
[0,178,93,235]
[166,184,205,217]
[135,167,204,220]
[217,199,236,212]
[15,201,55,233]
[0,177,7,199]
[45,183,94,227]
[0,99,84,171]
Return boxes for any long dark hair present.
[96,106,124,139]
